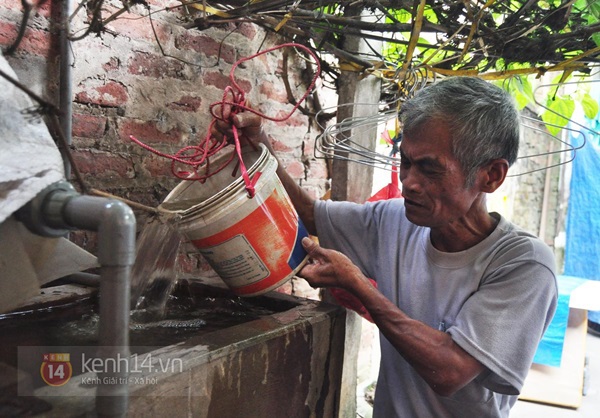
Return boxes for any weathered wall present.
[489,107,562,252]
[0,0,330,280]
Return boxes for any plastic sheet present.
[533,275,588,367]
[563,113,600,325]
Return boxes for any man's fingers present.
[301,237,321,257]
[220,103,232,120]
[233,112,262,129]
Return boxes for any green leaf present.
[517,76,535,103]
[502,76,535,110]
[422,5,438,24]
[513,91,529,110]
[542,97,575,136]
[581,93,600,120]
[588,0,600,19]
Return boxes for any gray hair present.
[399,76,520,187]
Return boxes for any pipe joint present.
[16,181,79,237]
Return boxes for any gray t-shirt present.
[314,198,557,418]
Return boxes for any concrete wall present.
[0,0,330,279]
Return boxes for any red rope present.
[129,43,321,197]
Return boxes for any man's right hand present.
[212,105,268,149]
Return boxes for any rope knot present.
[129,43,321,198]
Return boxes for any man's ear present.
[479,159,509,193]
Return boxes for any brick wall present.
[1,0,331,288]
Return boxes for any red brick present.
[102,57,120,72]
[72,150,134,179]
[128,51,185,78]
[203,70,252,94]
[72,114,107,139]
[259,81,288,102]
[235,23,257,40]
[0,21,50,56]
[270,137,294,153]
[75,80,129,107]
[1,0,53,18]
[35,0,52,18]
[307,160,328,179]
[202,70,229,90]
[0,21,18,49]
[104,9,170,45]
[284,160,305,179]
[175,33,236,63]
[256,53,270,72]
[119,119,182,144]
[142,153,177,177]
[273,111,308,127]
[166,95,202,112]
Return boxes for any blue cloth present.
[533,275,588,367]
[563,108,600,325]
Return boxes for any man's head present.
[399,76,520,188]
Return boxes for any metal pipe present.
[59,0,73,178]
[17,181,136,417]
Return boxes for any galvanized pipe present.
[59,0,73,178]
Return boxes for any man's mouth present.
[403,197,423,208]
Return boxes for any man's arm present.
[218,111,485,395]
[215,111,317,235]
[299,237,486,396]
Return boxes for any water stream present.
[127,217,278,337]
[129,217,182,316]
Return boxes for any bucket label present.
[197,235,270,285]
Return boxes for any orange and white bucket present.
[158,144,309,296]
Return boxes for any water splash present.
[130,217,183,319]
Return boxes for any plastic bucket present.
[158,144,309,296]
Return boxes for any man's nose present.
[400,168,420,194]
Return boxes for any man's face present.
[399,120,480,228]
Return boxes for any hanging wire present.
[508,116,587,177]
[314,103,401,170]
[315,74,599,176]
[506,78,600,176]
[314,67,433,170]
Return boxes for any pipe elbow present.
[97,200,136,267]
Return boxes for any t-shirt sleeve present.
[447,238,558,395]
[314,199,388,278]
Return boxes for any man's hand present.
[298,237,367,291]
[212,105,266,148]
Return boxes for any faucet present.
[17,180,136,418]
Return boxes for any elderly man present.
[218,76,557,417]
